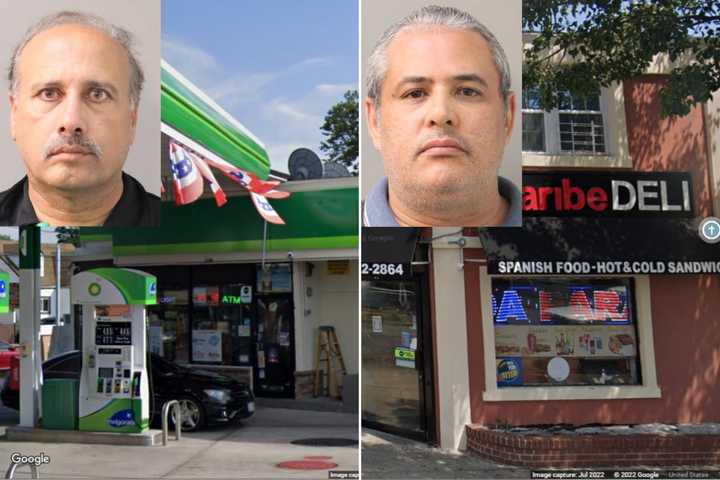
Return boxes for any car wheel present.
[172,397,205,432]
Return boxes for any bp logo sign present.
[88,282,102,297]
[108,409,135,428]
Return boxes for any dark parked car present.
[1,351,255,431]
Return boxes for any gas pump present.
[71,268,156,433]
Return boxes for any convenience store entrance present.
[129,263,296,398]
[361,273,435,443]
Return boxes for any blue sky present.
[162,0,358,173]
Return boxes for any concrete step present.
[6,426,162,446]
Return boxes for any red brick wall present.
[466,425,720,468]
[624,75,713,217]
[464,247,720,426]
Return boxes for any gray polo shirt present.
[363,176,522,227]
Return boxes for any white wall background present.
[295,260,359,375]
[0,0,160,195]
[361,0,523,198]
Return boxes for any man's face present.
[9,25,138,192]
[366,26,515,202]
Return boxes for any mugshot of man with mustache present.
[363,5,521,227]
[0,11,159,227]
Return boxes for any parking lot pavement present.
[0,407,359,479]
[362,428,529,479]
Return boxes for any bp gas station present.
[6,224,163,445]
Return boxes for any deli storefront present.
[464,215,719,467]
[361,174,719,467]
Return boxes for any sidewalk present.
[361,428,529,479]
[0,407,358,479]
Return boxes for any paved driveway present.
[362,428,529,479]
[0,407,358,479]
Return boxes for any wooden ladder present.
[313,326,347,398]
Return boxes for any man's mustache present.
[43,134,103,160]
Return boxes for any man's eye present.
[88,88,110,102]
[38,89,60,101]
[402,89,426,99]
[457,87,481,97]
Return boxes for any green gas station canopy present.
[161,61,270,179]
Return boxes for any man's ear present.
[365,97,383,152]
[128,102,139,144]
[503,91,516,143]
[8,93,17,141]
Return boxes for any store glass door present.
[255,295,294,397]
[362,277,434,441]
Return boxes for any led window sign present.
[491,278,641,387]
[491,279,633,325]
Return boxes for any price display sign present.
[95,322,132,346]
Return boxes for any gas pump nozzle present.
[132,371,141,398]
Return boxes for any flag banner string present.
[168,139,290,225]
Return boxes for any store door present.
[254,295,294,397]
[361,275,435,442]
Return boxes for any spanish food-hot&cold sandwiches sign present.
[496,260,720,275]
[522,171,693,217]
[478,217,720,275]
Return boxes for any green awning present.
[161,61,270,178]
[80,184,358,256]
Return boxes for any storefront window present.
[148,288,189,363]
[256,264,292,293]
[191,282,262,366]
[492,278,641,387]
[362,280,423,434]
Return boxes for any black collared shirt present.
[0,173,160,227]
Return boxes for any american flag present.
[251,192,284,225]
[168,141,289,223]
[170,142,203,205]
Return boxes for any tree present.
[319,90,358,174]
[523,1,720,117]
[0,234,11,241]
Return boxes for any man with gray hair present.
[0,10,159,226]
[364,5,520,226]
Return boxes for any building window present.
[521,87,546,152]
[492,278,640,388]
[522,88,606,155]
[479,270,660,401]
[148,288,189,363]
[41,296,51,314]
